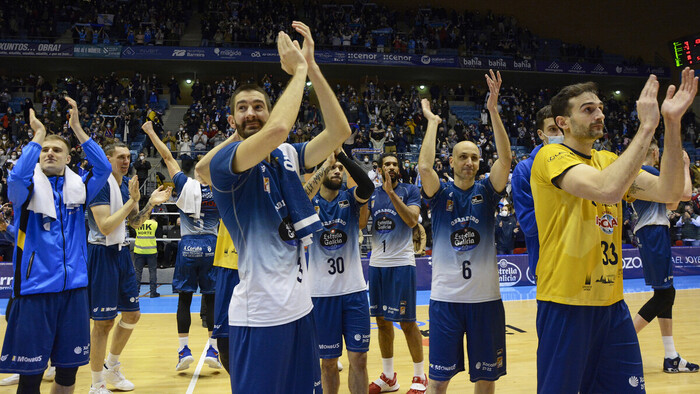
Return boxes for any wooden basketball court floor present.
[1,277,699,393]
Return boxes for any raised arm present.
[629,68,698,204]
[383,173,420,228]
[65,96,90,144]
[231,32,308,173]
[196,131,240,185]
[127,184,173,229]
[485,70,511,193]
[142,121,180,178]
[558,75,661,204]
[90,177,141,235]
[417,99,442,198]
[292,21,351,167]
[8,109,45,205]
[304,153,335,199]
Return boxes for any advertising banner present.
[0,42,73,57]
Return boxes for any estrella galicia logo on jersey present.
[320,228,348,250]
[375,216,395,233]
[596,213,618,235]
[450,227,480,251]
[338,200,350,208]
[278,217,299,245]
[498,259,522,286]
[471,195,484,205]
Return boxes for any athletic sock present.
[662,336,678,359]
[178,336,189,352]
[413,361,425,377]
[106,353,119,368]
[91,370,104,386]
[382,357,394,377]
[209,337,218,351]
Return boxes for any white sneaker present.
[103,362,135,391]
[337,360,344,371]
[89,382,113,394]
[43,366,56,381]
[0,374,19,386]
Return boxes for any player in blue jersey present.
[202,22,352,394]
[0,100,111,393]
[631,141,698,373]
[367,155,424,392]
[143,121,223,372]
[87,141,171,394]
[304,148,374,394]
[418,71,511,394]
[511,106,562,278]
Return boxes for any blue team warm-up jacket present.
[8,138,111,296]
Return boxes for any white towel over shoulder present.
[105,175,127,246]
[176,177,202,219]
[27,163,86,230]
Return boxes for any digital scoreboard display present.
[671,33,700,67]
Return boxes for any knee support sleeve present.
[54,367,78,387]
[638,287,675,322]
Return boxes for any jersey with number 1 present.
[369,183,421,267]
[307,187,366,297]
[427,180,503,303]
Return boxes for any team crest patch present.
[338,200,350,208]
[314,205,320,214]
[446,199,453,212]
[371,200,375,209]
[471,194,484,205]
[263,177,270,193]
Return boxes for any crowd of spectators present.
[0,0,189,46]
[199,0,632,64]
[1,71,699,252]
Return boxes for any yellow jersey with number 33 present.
[213,219,238,270]
[531,144,630,306]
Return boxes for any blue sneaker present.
[663,355,699,373]
[204,346,222,369]
[176,346,195,371]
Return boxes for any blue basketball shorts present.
[212,267,239,339]
[637,225,673,289]
[228,313,322,393]
[88,244,140,320]
[0,288,90,374]
[428,299,506,382]
[536,300,645,394]
[368,265,416,322]
[312,290,371,358]
[172,234,217,294]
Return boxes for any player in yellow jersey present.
[531,68,697,393]
[211,219,239,375]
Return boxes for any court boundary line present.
[185,343,208,394]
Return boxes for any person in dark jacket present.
[0,98,111,393]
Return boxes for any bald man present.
[417,70,511,394]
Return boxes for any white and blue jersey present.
[308,187,366,297]
[426,179,504,303]
[210,142,313,327]
[632,166,670,232]
[173,172,219,236]
[369,183,421,267]
[87,176,130,245]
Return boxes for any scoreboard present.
[671,33,700,67]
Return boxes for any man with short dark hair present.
[531,69,697,393]
[202,22,352,393]
[368,151,424,393]
[0,99,111,393]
